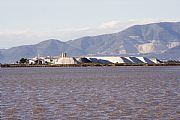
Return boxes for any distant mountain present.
[69,22,180,55]
[0,22,180,63]
[35,39,85,56]
[153,45,180,60]
[0,39,85,63]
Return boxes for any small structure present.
[61,53,67,58]
[55,53,79,64]
[28,56,45,64]
[34,58,45,64]
[44,56,57,64]
[28,59,35,64]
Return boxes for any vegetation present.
[165,60,180,64]
[1,62,180,68]
[19,58,28,64]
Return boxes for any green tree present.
[19,58,28,64]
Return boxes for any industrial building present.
[28,53,161,65]
[55,53,79,64]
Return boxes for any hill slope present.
[69,22,180,55]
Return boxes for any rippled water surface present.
[1,66,180,119]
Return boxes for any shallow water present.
[1,66,180,119]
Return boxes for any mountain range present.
[0,22,180,63]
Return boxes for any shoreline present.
[1,63,180,68]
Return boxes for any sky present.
[0,0,180,49]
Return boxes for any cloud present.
[100,20,120,29]
[101,18,178,27]
[0,28,92,48]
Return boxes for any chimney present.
[61,53,67,58]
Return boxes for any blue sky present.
[0,0,180,48]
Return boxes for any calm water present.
[0,66,180,120]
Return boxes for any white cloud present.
[99,18,179,31]
[100,20,120,29]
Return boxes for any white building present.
[44,56,57,64]
[28,59,35,64]
[55,53,79,64]
[28,56,46,64]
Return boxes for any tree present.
[19,58,28,64]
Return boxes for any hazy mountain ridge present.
[69,22,180,55]
[0,39,86,63]
[0,22,180,63]
[153,45,180,60]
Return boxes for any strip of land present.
[1,63,180,68]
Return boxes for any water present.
[1,66,180,119]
